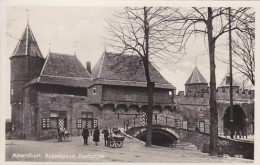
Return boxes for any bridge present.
[124,123,254,159]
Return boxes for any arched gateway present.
[223,105,246,136]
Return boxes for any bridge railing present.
[122,114,253,139]
[122,114,208,133]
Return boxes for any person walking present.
[102,127,109,147]
[82,125,89,146]
[93,127,100,146]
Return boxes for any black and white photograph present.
[0,0,257,163]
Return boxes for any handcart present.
[57,130,71,142]
[108,134,125,148]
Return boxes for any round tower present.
[185,66,208,97]
[10,24,45,134]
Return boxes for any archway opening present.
[137,130,178,147]
[223,105,246,134]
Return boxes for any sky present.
[2,6,251,119]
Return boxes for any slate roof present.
[92,52,175,89]
[12,24,43,58]
[26,52,92,88]
[218,72,239,88]
[185,66,208,85]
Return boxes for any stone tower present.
[185,66,208,96]
[217,72,240,93]
[10,23,45,135]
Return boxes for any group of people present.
[81,125,121,147]
[82,126,100,146]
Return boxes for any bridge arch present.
[134,127,179,147]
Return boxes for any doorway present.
[223,105,246,137]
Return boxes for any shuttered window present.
[42,118,50,129]
[77,118,82,128]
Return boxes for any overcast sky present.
[3,6,251,119]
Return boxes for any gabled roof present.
[26,52,92,88]
[92,52,175,89]
[11,24,43,58]
[185,66,207,85]
[218,72,239,88]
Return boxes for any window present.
[11,89,14,95]
[169,91,172,97]
[77,118,82,128]
[50,111,59,118]
[93,88,96,94]
[42,118,50,129]
[93,119,98,128]
[49,111,68,129]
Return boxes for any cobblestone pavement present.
[5,136,253,163]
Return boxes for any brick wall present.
[24,89,150,140]
[23,85,38,140]
[88,84,103,103]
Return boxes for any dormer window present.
[93,88,96,95]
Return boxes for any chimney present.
[86,61,91,74]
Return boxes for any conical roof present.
[218,72,239,87]
[11,24,43,58]
[185,66,207,85]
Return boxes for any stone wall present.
[176,102,254,134]
[185,84,208,96]
[178,129,254,159]
[128,126,254,159]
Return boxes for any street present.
[6,135,253,163]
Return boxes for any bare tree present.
[171,7,254,155]
[217,12,255,86]
[105,7,181,147]
[232,30,255,86]
[237,75,253,91]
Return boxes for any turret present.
[10,23,45,134]
[185,66,208,96]
[217,72,239,93]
